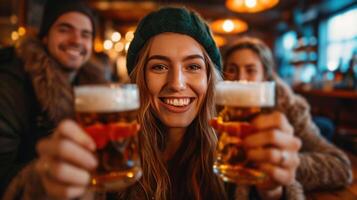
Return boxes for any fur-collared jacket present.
[0,37,109,198]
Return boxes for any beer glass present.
[74,84,142,191]
[212,81,275,185]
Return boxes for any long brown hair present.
[121,37,226,200]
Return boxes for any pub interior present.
[0,0,356,199]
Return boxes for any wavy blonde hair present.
[120,37,225,200]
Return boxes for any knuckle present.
[269,168,280,179]
[57,121,68,132]
[268,130,279,143]
[292,137,302,150]
[52,163,65,178]
[273,112,284,123]
[267,149,279,162]
[55,140,70,157]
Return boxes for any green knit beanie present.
[126,7,221,74]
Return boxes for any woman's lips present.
[159,97,195,113]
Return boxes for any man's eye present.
[82,32,92,40]
[58,27,70,33]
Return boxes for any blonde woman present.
[5,8,302,200]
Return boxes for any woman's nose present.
[238,71,248,81]
[168,66,186,91]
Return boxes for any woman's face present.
[224,48,265,82]
[145,33,208,129]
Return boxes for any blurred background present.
[1,0,356,150]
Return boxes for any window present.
[324,7,357,72]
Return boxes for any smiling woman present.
[126,8,225,199]
[144,33,208,128]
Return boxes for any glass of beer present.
[211,81,275,185]
[74,84,142,192]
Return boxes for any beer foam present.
[215,81,275,107]
[75,84,140,112]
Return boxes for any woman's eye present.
[151,64,168,71]
[225,67,236,75]
[187,64,202,71]
[247,68,257,75]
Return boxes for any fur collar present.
[15,37,108,124]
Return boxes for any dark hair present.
[38,0,96,39]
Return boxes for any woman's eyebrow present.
[147,55,170,62]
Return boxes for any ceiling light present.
[226,0,279,13]
[211,18,248,34]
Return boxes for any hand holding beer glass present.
[212,81,275,185]
[75,84,142,191]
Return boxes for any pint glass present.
[74,84,142,191]
[212,81,275,185]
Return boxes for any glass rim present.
[74,83,138,90]
[217,80,275,85]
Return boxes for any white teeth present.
[66,49,81,57]
[163,98,191,107]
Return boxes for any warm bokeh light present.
[94,38,104,52]
[18,27,26,36]
[10,15,17,24]
[211,18,248,34]
[213,35,227,47]
[114,42,125,52]
[111,31,121,42]
[103,40,113,50]
[245,0,257,8]
[11,31,19,41]
[222,20,235,32]
[226,0,279,13]
[125,31,134,42]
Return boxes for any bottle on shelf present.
[343,53,357,90]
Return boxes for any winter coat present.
[234,77,353,200]
[0,37,109,198]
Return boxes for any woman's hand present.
[35,120,97,199]
[243,111,302,200]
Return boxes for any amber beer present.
[212,81,275,185]
[74,84,142,191]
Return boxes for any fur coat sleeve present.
[275,77,352,191]
[233,77,352,199]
